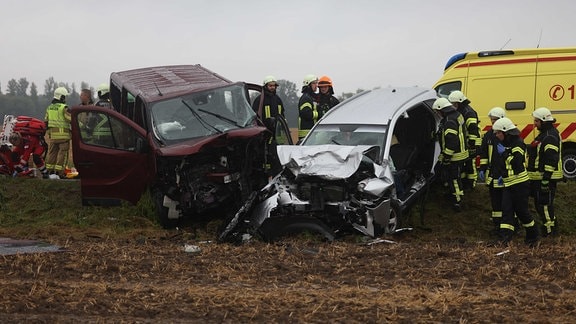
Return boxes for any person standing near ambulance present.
[432,97,468,211]
[478,107,507,232]
[491,117,540,246]
[298,74,319,142]
[527,107,563,237]
[44,87,71,178]
[449,90,480,190]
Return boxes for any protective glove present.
[478,170,485,182]
[497,176,504,186]
[496,143,506,155]
[539,180,550,205]
[439,153,451,165]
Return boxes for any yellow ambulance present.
[433,47,576,179]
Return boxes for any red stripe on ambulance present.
[560,122,576,140]
[519,124,535,139]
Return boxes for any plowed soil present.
[1,230,575,323]
[1,181,575,323]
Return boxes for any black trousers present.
[530,180,558,235]
[501,181,535,231]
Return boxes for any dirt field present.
[1,181,576,323]
[1,228,575,323]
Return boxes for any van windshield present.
[150,84,256,142]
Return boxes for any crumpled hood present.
[277,145,385,180]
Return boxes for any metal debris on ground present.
[0,237,65,255]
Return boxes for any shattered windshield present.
[150,84,256,142]
[303,124,387,148]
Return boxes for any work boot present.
[525,225,540,248]
[488,229,514,247]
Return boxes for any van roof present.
[110,65,232,102]
[318,86,437,126]
[444,47,576,70]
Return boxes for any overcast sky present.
[2,0,575,95]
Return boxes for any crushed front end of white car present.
[220,144,397,242]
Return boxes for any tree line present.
[0,77,95,120]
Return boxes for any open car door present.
[70,106,154,206]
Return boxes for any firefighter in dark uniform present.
[317,75,340,117]
[478,107,506,232]
[432,97,469,211]
[491,117,539,246]
[527,107,563,237]
[298,74,319,142]
[251,76,285,176]
[449,90,481,190]
[251,76,285,131]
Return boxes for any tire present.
[562,148,576,180]
[153,189,179,229]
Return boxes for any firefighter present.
[432,97,468,211]
[298,74,319,142]
[449,90,480,190]
[9,132,49,178]
[95,83,112,108]
[251,75,285,176]
[317,75,340,117]
[491,117,539,246]
[478,107,506,233]
[251,75,285,130]
[527,107,562,237]
[44,87,71,177]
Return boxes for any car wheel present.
[386,201,402,234]
[562,148,576,180]
[153,189,179,229]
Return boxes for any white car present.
[220,86,441,242]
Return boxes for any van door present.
[70,106,154,206]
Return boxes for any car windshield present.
[150,84,256,142]
[303,124,387,148]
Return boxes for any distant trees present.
[0,76,89,120]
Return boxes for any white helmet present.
[97,83,110,96]
[492,117,518,134]
[448,90,467,103]
[432,97,453,111]
[488,107,506,119]
[532,107,554,122]
[302,74,318,86]
[263,75,277,86]
[53,87,69,100]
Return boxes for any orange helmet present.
[318,75,333,87]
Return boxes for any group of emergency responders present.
[433,91,561,246]
[0,83,111,179]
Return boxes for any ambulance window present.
[435,82,461,98]
[505,101,526,111]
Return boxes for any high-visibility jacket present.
[457,104,481,150]
[438,110,469,162]
[45,102,71,140]
[499,135,530,187]
[527,124,563,181]
[298,91,319,140]
[478,129,505,187]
